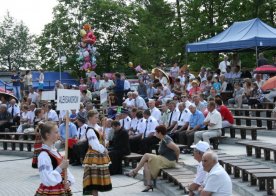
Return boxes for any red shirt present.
[218,105,234,124]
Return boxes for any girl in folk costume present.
[32,108,45,168]
[83,110,112,196]
[35,121,75,196]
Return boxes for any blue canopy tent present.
[186,18,276,53]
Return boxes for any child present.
[35,121,75,195]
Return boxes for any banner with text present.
[41,91,56,101]
[56,89,80,111]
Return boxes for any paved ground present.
[0,155,165,196]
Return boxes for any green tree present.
[127,0,179,69]
[0,12,37,71]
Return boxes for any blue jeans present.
[13,86,21,100]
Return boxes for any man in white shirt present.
[28,88,39,104]
[7,99,20,124]
[167,100,180,133]
[188,141,209,196]
[218,55,230,74]
[119,109,131,131]
[170,102,191,143]
[132,91,148,110]
[27,103,36,125]
[99,74,115,90]
[140,109,159,154]
[44,104,59,122]
[148,99,161,122]
[129,110,146,153]
[194,101,222,144]
[200,151,232,196]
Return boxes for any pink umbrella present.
[254,65,276,74]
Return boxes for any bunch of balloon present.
[77,24,98,73]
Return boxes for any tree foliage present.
[0,12,37,71]
[35,0,276,75]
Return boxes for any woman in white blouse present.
[35,121,75,195]
[82,110,112,195]
[123,92,135,108]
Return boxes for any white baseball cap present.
[191,141,210,153]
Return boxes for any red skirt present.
[35,183,72,196]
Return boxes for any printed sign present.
[100,88,108,104]
[56,89,80,110]
[41,91,55,101]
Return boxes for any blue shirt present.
[189,110,205,129]
[114,79,124,92]
[11,74,21,86]
[59,122,78,141]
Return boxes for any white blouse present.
[38,144,75,187]
[87,124,106,153]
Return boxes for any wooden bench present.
[0,132,35,140]
[262,102,275,109]
[161,168,195,194]
[210,136,227,149]
[236,141,276,162]
[123,153,143,168]
[252,172,276,195]
[230,108,273,118]
[228,125,266,140]
[0,139,34,151]
[219,155,276,195]
[234,116,276,130]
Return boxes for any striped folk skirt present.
[35,183,72,196]
[32,134,42,168]
[83,148,112,194]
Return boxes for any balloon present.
[84,62,92,70]
[135,65,142,72]
[80,29,87,37]
[84,56,90,62]
[80,42,87,48]
[91,64,97,69]
[83,31,96,44]
[92,57,96,64]
[83,51,90,57]
[128,62,134,68]
[77,56,83,62]
[83,24,91,31]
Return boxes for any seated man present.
[179,103,205,153]
[129,111,146,153]
[194,101,222,144]
[140,109,159,154]
[188,141,210,196]
[7,99,20,125]
[119,108,131,131]
[200,151,232,195]
[215,95,234,128]
[55,118,78,150]
[108,120,130,175]
[0,104,12,131]
[170,102,191,143]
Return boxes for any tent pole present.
[186,52,188,65]
[255,46,258,67]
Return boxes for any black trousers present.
[140,136,160,154]
[109,150,127,175]
[115,91,124,106]
[168,126,183,143]
[129,135,142,153]
[179,131,196,148]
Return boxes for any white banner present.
[41,91,56,101]
[56,89,80,111]
[100,88,108,104]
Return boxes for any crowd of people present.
[1,52,276,195]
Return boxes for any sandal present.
[124,170,137,178]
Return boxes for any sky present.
[0,0,58,35]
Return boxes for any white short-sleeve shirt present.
[119,116,131,130]
[168,109,180,126]
[203,163,232,196]
[137,118,146,134]
[177,109,191,126]
[144,116,159,137]
[193,161,207,185]
[204,109,222,130]
[151,107,161,122]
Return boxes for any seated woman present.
[125,125,180,192]
[248,82,264,108]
